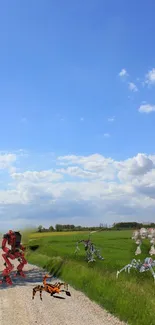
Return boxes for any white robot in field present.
[132,228,155,256]
[116,257,155,283]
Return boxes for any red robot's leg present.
[1,253,14,285]
[15,253,27,277]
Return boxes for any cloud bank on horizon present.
[0,150,155,230]
[0,1,155,230]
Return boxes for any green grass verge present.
[26,230,155,325]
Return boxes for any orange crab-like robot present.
[32,274,71,300]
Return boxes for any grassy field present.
[25,230,155,325]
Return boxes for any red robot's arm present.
[2,236,10,253]
[19,244,26,251]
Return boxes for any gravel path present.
[0,249,127,325]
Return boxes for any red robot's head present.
[8,230,13,235]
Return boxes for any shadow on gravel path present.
[0,267,58,290]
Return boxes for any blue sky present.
[0,1,155,230]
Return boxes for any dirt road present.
[0,249,126,325]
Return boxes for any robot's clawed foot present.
[116,271,120,279]
[88,258,96,263]
[14,270,26,277]
[1,276,13,285]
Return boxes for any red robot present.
[0,230,27,285]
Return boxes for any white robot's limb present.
[149,245,155,256]
[148,266,155,282]
[94,248,104,260]
[116,264,133,279]
[88,257,96,263]
[135,245,141,255]
[86,250,95,262]
[151,260,155,267]
[74,243,80,254]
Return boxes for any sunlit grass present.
[30,230,89,238]
[26,229,155,325]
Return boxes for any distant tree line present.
[112,222,155,230]
[37,222,155,233]
[37,223,109,233]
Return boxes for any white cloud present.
[117,153,154,181]
[58,166,96,179]
[128,82,138,92]
[11,170,63,182]
[58,153,154,180]
[108,117,115,122]
[119,69,128,77]
[138,104,155,113]
[104,133,110,138]
[1,152,155,230]
[0,153,16,170]
[145,68,155,85]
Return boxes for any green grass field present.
[25,230,155,325]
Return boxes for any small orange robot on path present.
[32,274,71,300]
